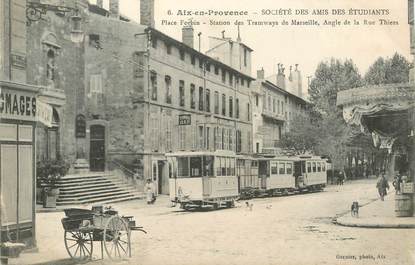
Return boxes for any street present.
[14,179,415,265]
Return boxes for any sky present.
[95,0,411,95]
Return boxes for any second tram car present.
[166,150,239,209]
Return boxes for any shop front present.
[0,81,40,250]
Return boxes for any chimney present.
[96,0,103,8]
[257,68,265,80]
[140,0,155,28]
[182,26,194,48]
[109,0,119,18]
[277,63,286,90]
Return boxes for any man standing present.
[376,171,390,201]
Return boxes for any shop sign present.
[37,100,53,127]
[0,87,36,121]
[11,54,26,69]
[178,114,191,126]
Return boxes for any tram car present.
[166,150,239,209]
[236,155,260,199]
[301,156,327,191]
[238,155,327,197]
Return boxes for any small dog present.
[245,201,253,211]
[351,201,359,217]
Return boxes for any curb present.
[333,198,415,229]
[334,219,415,229]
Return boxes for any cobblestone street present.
[11,179,415,265]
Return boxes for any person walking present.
[392,173,402,194]
[376,171,390,201]
[144,179,156,204]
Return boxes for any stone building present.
[26,0,254,195]
[251,68,308,154]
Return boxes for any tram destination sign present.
[178,114,191,126]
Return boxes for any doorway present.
[154,160,169,195]
[90,125,105,171]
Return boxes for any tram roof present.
[165,150,236,157]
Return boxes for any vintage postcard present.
[0,0,414,265]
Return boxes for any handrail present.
[108,160,135,179]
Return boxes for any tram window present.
[216,157,221,176]
[226,158,231,176]
[278,162,286,174]
[307,162,311,173]
[312,162,317,172]
[231,159,235,175]
[177,157,189,178]
[203,156,214,177]
[221,157,227,176]
[317,162,321,172]
[190,157,202,177]
[271,162,278,175]
[322,163,326,171]
[286,163,292,174]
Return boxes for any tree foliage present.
[309,58,362,114]
[364,53,411,85]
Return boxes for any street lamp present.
[26,1,84,43]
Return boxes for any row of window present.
[176,156,236,178]
[152,37,251,88]
[270,162,293,175]
[264,94,285,115]
[150,73,251,121]
[306,162,326,173]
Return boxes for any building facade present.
[26,0,254,195]
[251,68,308,154]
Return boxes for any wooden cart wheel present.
[103,215,131,260]
[64,230,93,260]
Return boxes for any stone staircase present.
[56,172,143,206]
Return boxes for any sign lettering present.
[0,88,36,121]
[178,114,191,126]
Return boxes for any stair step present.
[60,185,135,194]
[56,179,125,188]
[56,193,143,205]
[57,190,131,202]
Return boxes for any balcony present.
[261,109,285,122]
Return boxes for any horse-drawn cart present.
[61,206,146,260]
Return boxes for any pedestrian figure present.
[337,171,344,186]
[376,172,389,201]
[144,179,156,204]
[392,173,402,194]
